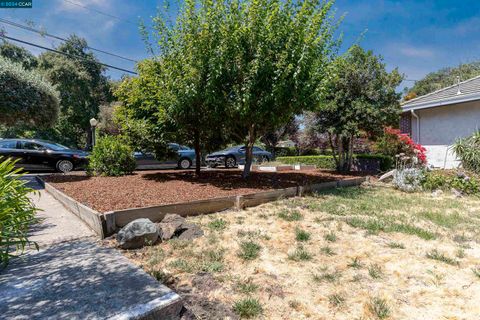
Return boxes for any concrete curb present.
[35,176,104,238]
[39,175,366,238]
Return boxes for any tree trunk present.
[194,130,201,176]
[242,125,256,179]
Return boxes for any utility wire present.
[0,18,137,62]
[0,33,137,75]
[62,0,140,27]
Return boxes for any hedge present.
[277,154,393,171]
[0,57,59,127]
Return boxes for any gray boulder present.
[157,214,186,240]
[117,218,159,249]
[157,214,204,240]
[177,222,204,240]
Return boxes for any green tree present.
[313,45,403,172]
[0,40,38,70]
[116,0,232,175]
[222,0,340,177]
[405,61,480,100]
[37,35,112,148]
[0,56,59,127]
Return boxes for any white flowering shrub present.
[393,168,425,192]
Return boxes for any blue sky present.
[1,0,480,90]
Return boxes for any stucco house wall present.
[409,100,480,168]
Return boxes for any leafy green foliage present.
[88,136,136,176]
[453,131,480,174]
[422,170,480,194]
[0,158,38,266]
[0,41,38,70]
[277,154,393,171]
[405,61,480,100]
[0,57,59,127]
[312,45,403,172]
[37,35,112,148]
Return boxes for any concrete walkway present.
[0,175,183,319]
[24,176,96,247]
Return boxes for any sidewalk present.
[25,175,96,246]
[0,175,183,319]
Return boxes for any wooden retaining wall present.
[39,176,366,238]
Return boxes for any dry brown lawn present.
[123,184,480,319]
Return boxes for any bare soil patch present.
[44,169,355,212]
[123,185,480,319]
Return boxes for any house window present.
[400,112,411,135]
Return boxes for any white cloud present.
[55,0,112,13]
[399,46,434,58]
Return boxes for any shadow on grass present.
[141,170,343,191]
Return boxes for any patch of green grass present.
[168,259,195,273]
[233,298,263,318]
[426,249,459,266]
[295,227,311,242]
[472,266,480,279]
[288,245,312,261]
[236,279,259,294]
[320,245,336,256]
[237,229,270,240]
[418,210,463,229]
[346,217,436,240]
[387,242,405,249]
[312,269,342,283]
[347,257,363,269]
[368,263,383,279]
[238,241,262,261]
[368,297,391,319]
[208,218,228,231]
[456,248,465,259]
[324,231,337,242]
[278,209,303,221]
[328,293,345,307]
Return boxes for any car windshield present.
[179,145,190,150]
[41,142,70,151]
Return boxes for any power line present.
[0,33,137,75]
[0,18,137,62]
[62,0,140,27]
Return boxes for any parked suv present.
[0,139,89,173]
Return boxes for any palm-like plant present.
[0,157,38,267]
[453,130,480,173]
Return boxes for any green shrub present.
[276,154,393,171]
[422,170,480,194]
[88,136,136,176]
[454,131,480,173]
[0,158,38,266]
[0,57,59,127]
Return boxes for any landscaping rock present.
[451,188,463,198]
[157,214,204,240]
[177,222,204,240]
[117,218,159,249]
[157,214,186,240]
[431,189,444,197]
[378,169,395,182]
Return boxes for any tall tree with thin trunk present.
[222,0,340,177]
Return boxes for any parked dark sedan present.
[0,139,89,173]
[206,145,272,168]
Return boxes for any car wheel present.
[261,155,270,163]
[178,158,192,169]
[56,159,74,173]
[225,156,236,168]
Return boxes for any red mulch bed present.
[44,169,359,213]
